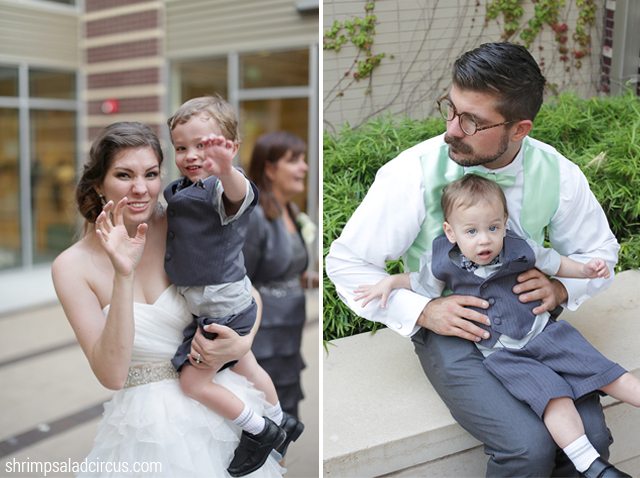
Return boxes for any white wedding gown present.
[79,286,284,477]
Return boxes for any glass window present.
[0,66,19,97]
[0,109,21,269]
[29,68,76,99]
[43,0,76,4]
[239,98,309,210]
[178,58,228,100]
[30,109,77,263]
[240,49,309,89]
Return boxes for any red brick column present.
[600,2,614,93]
[83,0,165,142]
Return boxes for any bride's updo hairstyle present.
[76,122,163,224]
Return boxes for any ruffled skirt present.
[79,370,284,477]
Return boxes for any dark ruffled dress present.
[243,205,308,418]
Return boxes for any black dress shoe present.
[227,417,286,477]
[580,458,632,478]
[275,412,305,457]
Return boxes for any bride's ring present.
[195,353,202,364]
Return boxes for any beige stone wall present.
[166,0,318,57]
[323,0,605,132]
[0,0,79,68]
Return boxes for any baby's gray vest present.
[164,175,258,286]
[431,231,540,348]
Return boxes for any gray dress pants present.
[411,328,613,477]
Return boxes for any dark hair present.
[452,42,546,121]
[441,174,508,222]
[248,131,306,220]
[167,95,239,143]
[76,122,163,224]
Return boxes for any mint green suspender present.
[404,137,561,273]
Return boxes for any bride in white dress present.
[52,122,283,477]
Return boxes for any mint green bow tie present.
[467,170,516,188]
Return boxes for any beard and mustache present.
[444,131,510,167]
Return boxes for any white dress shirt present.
[325,134,620,337]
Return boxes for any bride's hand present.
[95,197,148,277]
[189,289,261,369]
[189,324,253,370]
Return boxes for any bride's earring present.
[97,192,106,206]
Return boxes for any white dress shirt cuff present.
[335,284,427,337]
[556,273,613,311]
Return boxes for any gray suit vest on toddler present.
[164,175,259,372]
[164,175,258,286]
[431,230,541,348]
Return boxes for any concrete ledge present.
[324,270,640,477]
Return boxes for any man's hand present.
[418,295,490,342]
[513,268,568,315]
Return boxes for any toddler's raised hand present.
[201,133,236,177]
[583,258,610,279]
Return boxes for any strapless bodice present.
[103,285,191,364]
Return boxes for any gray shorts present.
[171,300,257,372]
[483,319,626,417]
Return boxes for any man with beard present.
[326,42,620,477]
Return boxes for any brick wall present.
[83,0,165,143]
[86,10,159,37]
[600,2,614,93]
[87,68,160,89]
[86,0,152,13]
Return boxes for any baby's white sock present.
[563,434,599,472]
[264,401,284,426]
[233,405,266,435]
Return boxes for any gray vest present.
[164,175,258,286]
[431,231,541,348]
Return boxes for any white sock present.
[563,434,600,472]
[232,405,266,435]
[264,401,284,426]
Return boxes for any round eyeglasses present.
[437,97,513,136]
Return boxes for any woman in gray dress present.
[244,131,317,419]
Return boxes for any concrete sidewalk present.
[0,282,319,478]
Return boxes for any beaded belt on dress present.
[256,278,301,298]
[124,362,178,388]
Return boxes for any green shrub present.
[323,91,640,342]
[322,116,444,341]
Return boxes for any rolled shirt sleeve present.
[215,176,255,225]
[525,238,562,276]
[409,250,446,298]
[547,160,619,310]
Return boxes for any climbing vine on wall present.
[485,0,596,70]
[323,1,386,102]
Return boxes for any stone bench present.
[324,270,640,477]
